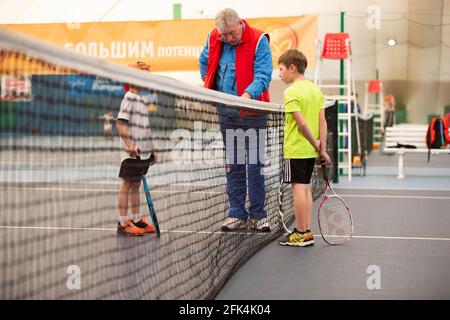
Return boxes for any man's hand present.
[241,92,252,99]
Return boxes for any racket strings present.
[318,197,352,244]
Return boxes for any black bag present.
[426,118,449,162]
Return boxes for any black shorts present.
[283,158,316,184]
[118,158,151,181]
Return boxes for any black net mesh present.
[0,30,337,299]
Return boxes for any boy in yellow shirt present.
[278,49,331,247]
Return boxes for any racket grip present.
[320,161,329,182]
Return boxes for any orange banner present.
[1,16,317,72]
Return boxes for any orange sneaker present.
[134,216,155,233]
[117,221,145,236]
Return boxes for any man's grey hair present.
[215,8,241,32]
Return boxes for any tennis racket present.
[278,178,293,234]
[139,152,160,237]
[278,160,324,235]
[318,164,353,245]
[142,174,160,237]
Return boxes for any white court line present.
[1,225,450,242]
[2,186,450,200]
[0,225,117,232]
[0,225,264,236]
[350,235,450,241]
[0,187,117,192]
[334,186,450,192]
[0,186,222,194]
[339,194,450,200]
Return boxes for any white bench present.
[382,124,450,179]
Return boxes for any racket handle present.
[320,161,329,182]
[142,176,161,237]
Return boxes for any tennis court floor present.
[2,150,450,299]
[216,178,450,300]
[0,182,277,299]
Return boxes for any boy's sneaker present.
[221,217,247,231]
[117,221,145,236]
[304,231,314,242]
[134,216,155,233]
[248,218,271,232]
[279,228,315,247]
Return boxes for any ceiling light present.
[387,38,397,47]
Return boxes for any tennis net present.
[0,29,336,299]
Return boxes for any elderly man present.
[199,8,273,232]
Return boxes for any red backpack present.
[444,113,450,129]
[426,117,450,162]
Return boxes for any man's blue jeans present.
[219,108,267,220]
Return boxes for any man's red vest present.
[204,20,270,116]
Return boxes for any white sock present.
[132,213,141,223]
[119,216,128,225]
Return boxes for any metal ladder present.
[364,80,384,144]
[314,33,359,181]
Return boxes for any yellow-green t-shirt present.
[283,80,324,159]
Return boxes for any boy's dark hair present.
[278,49,308,74]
